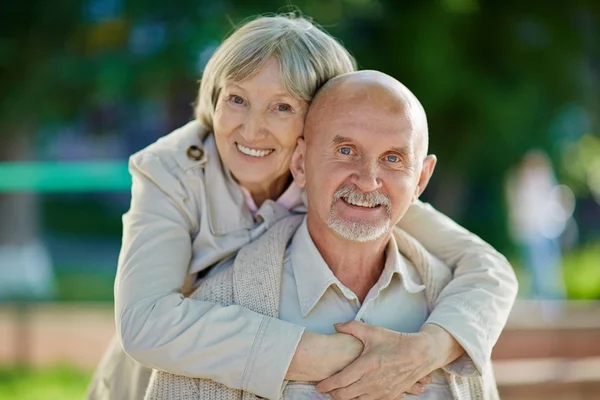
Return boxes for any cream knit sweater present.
[145,215,499,400]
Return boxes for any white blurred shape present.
[0,241,55,301]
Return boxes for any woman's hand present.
[315,321,459,400]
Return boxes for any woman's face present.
[213,57,309,192]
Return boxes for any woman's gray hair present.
[195,13,357,129]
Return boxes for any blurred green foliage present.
[1,0,599,257]
[43,197,123,237]
[55,268,115,301]
[0,366,91,400]
[563,241,600,299]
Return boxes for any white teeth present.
[237,143,273,157]
[345,197,378,208]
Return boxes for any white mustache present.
[332,186,391,214]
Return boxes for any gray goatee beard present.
[328,186,391,242]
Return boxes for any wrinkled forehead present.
[306,81,427,156]
[307,90,412,139]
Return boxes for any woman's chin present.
[230,148,275,168]
[227,150,291,190]
[230,166,272,187]
[230,153,276,173]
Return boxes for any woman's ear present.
[290,137,307,188]
[413,154,437,201]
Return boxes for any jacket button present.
[186,145,204,161]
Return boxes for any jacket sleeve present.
[397,201,518,376]
[114,152,304,400]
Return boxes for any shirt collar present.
[376,234,427,297]
[290,218,425,318]
[289,218,339,317]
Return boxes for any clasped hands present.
[313,321,456,400]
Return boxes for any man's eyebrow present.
[389,146,411,157]
[332,135,353,145]
[330,136,412,158]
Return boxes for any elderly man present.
[145,71,501,399]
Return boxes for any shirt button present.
[186,145,204,161]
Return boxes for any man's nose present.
[239,110,268,143]
[351,161,382,193]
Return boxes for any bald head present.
[306,71,429,158]
[290,71,438,242]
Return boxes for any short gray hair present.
[195,14,357,129]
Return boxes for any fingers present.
[339,392,404,400]
[316,357,366,393]
[328,382,368,400]
[417,375,432,385]
[404,383,425,395]
[334,320,368,341]
[347,394,381,400]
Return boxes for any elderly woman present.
[88,14,517,400]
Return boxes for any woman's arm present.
[286,332,363,381]
[397,200,518,375]
[115,152,315,399]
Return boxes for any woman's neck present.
[243,172,293,208]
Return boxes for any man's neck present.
[306,215,391,303]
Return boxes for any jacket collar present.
[203,134,256,235]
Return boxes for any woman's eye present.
[385,155,400,163]
[339,147,353,156]
[229,95,245,105]
[276,103,291,112]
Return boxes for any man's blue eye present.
[277,104,291,112]
[386,155,400,163]
[339,147,352,155]
[231,96,244,104]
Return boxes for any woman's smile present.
[235,142,275,158]
[213,57,307,199]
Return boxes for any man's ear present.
[413,154,437,201]
[290,137,307,188]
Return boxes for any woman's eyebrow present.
[225,83,247,93]
[224,83,300,104]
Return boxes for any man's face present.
[294,89,434,243]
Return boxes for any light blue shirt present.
[279,218,452,399]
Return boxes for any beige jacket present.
[87,121,517,399]
[145,215,499,399]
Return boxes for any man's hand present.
[316,321,462,400]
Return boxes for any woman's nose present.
[239,110,268,143]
